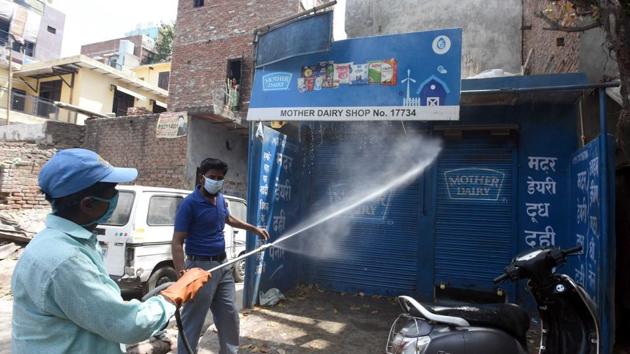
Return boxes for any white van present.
[96,185,248,294]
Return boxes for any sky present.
[50,0,178,56]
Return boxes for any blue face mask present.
[82,193,119,227]
[203,176,224,195]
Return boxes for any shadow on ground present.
[197,285,400,354]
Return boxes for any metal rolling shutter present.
[306,140,421,295]
[434,133,516,292]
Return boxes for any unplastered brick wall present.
[169,0,301,113]
[44,121,85,148]
[0,142,55,210]
[522,0,580,74]
[84,114,188,189]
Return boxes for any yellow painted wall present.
[74,68,165,124]
[131,62,171,87]
[73,69,115,125]
[1,62,168,125]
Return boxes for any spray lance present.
[141,140,441,353]
[142,241,274,354]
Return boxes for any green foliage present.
[150,23,174,64]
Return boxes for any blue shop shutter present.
[305,140,421,295]
[434,133,517,293]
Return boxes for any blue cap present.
[39,148,138,199]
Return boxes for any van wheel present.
[233,256,246,283]
[146,266,178,294]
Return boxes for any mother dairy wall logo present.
[445,168,505,201]
[263,72,293,91]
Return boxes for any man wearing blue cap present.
[11,148,211,354]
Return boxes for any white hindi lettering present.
[528,156,558,172]
[259,185,269,196]
[577,171,588,191]
[576,233,585,248]
[525,203,550,223]
[575,264,585,286]
[589,184,599,205]
[276,153,294,172]
[272,210,286,233]
[524,226,556,247]
[587,266,597,290]
[263,164,270,174]
[589,158,599,178]
[588,236,596,262]
[589,216,599,237]
[268,246,285,261]
[540,226,556,247]
[577,197,588,224]
[274,179,292,202]
[263,151,272,162]
[527,176,557,195]
[259,200,269,211]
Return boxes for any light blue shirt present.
[11,214,176,354]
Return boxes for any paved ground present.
[196,286,400,354]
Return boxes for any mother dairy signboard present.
[248,29,462,121]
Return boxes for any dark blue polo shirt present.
[174,187,230,256]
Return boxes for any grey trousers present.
[178,259,239,354]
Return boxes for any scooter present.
[386,245,599,354]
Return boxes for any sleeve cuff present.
[159,295,177,318]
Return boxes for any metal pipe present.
[208,243,272,274]
[6,36,12,125]
[598,88,614,354]
[462,81,620,95]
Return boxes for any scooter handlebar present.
[493,273,509,284]
[563,244,583,256]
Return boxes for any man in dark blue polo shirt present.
[172,158,269,354]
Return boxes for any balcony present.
[0,88,78,124]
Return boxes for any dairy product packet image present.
[381,58,398,85]
[297,78,307,93]
[350,63,368,84]
[334,62,352,85]
[368,61,383,84]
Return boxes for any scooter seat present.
[417,303,530,344]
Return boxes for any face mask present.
[203,176,224,195]
[82,193,119,227]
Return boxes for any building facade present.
[81,34,157,71]
[168,0,303,196]
[0,0,65,63]
[0,55,168,125]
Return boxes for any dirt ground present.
[196,286,400,354]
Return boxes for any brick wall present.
[522,0,580,74]
[44,121,85,148]
[81,35,145,58]
[169,0,301,113]
[84,114,188,189]
[0,143,54,210]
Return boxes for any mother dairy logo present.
[262,72,292,91]
[445,168,505,201]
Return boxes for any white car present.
[96,185,248,295]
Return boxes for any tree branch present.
[535,11,601,32]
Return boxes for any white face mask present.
[203,176,224,195]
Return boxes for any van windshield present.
[103,191,134,226]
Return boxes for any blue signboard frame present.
[244,125,301,307]
[568,132,615,353]
[248,29,462,121]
